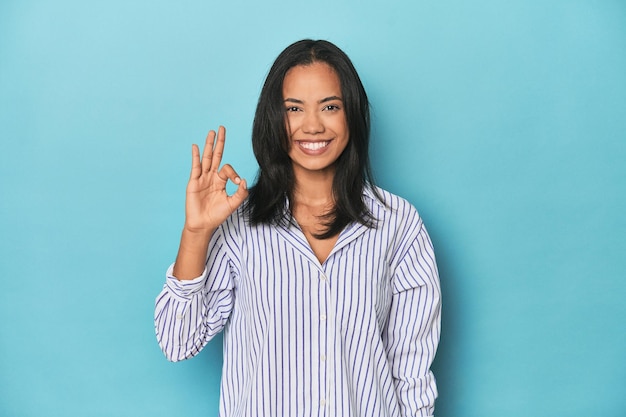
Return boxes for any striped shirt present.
[155,187,441,417]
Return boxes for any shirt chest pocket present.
[326,249,394,335]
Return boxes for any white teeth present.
[300,141,329,150]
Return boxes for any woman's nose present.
[302,111,324,134]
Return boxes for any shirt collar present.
[363,185,387,211]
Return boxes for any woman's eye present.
[324,104,340,111]
[285,106,300,112]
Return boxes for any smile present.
[297,141,331,151]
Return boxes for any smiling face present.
[283,62,349,179]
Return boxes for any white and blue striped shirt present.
[155,187,441,417]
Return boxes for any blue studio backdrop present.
[1,1,625,416]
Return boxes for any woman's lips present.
[296,140,332,155]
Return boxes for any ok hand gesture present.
[174,126,248,280]
[184,126,248,234]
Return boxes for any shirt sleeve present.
[154,226,237,362]
[385,223,442,417]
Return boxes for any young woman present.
[155,39,441,417]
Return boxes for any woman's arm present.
[386,224,442,417]
[155,227,236,362]
[154,126,247,361]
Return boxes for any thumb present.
[228,178,249,208]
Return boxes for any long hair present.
[245,39,379,238]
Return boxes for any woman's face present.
[282,62,349,178]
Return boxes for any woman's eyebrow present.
[319,96,343,104]
[283,96,343,104]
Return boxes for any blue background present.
[1,1,625,416]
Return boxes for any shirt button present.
[320,274,328,282]
[320,314,327,321]
[176,314,184,320]
[320,399,326,406]
[321,355,326,361]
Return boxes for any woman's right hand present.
[173,126,247,280]
[184,126,248,234]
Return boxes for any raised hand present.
[184,126,248,233]
[173,126,248,280]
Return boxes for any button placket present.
[318,269,330,413]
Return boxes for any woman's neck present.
[291,167,340,261]
[292,167,335,207]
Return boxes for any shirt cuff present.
[164,263,208,298]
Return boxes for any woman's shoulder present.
[216,204,249,238]
[364,186,430,264]
[365,186,423,225]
